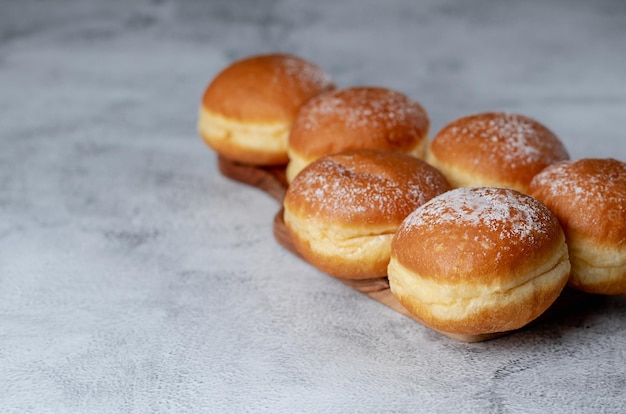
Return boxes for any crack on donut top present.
[401,187,554,243]
[298,88,427,134]
[444,113,568,168]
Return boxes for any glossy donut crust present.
[388,187,570,335]
[199,53,334,165]
[427,112,569,193]
[286,87,429,181]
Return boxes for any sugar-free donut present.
[198,53,334,165]
[286,87,430,182]
[388,187,571,335]
[283,149,450,280]
[529,158,626,295]
[427,112,569,193]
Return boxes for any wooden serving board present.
[218,155,595,343]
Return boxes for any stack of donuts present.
[199,53,626,337]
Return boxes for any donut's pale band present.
[198,107,289,155]
[568,237,626,293]
[388,242,570,323]
[284,208,399,276]
[285,152,311,183]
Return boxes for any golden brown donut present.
[388,187,570,336]
[529,158,626,295]
[427,112,569,193]
[198,53,334,166]
[286,87,430,182]
[283,149,450,280]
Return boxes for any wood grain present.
[218,155,288,203]
[219,155,600,343]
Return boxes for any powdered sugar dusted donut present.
[198,54,334,166]
[286,87,430,182]
[283,149,450,280]
[388,187,570,335]
[529,158,626,295]
[427,112,569,193]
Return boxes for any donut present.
[388,187,570,335]
[285,87,430,182]
[427,112,569,193]
[198,53,334,166]
[283,149,450,280]
[529,158,626,295]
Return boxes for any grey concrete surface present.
[1,0,625,412]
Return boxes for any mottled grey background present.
[1,0,625,413]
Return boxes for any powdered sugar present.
[291,158,404,217]
[298,87,426,133]
[531,159,626,214]
[401,187,553,243]
[288,153,445,221]
[274,54,333,90]
[445,113,568,168]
